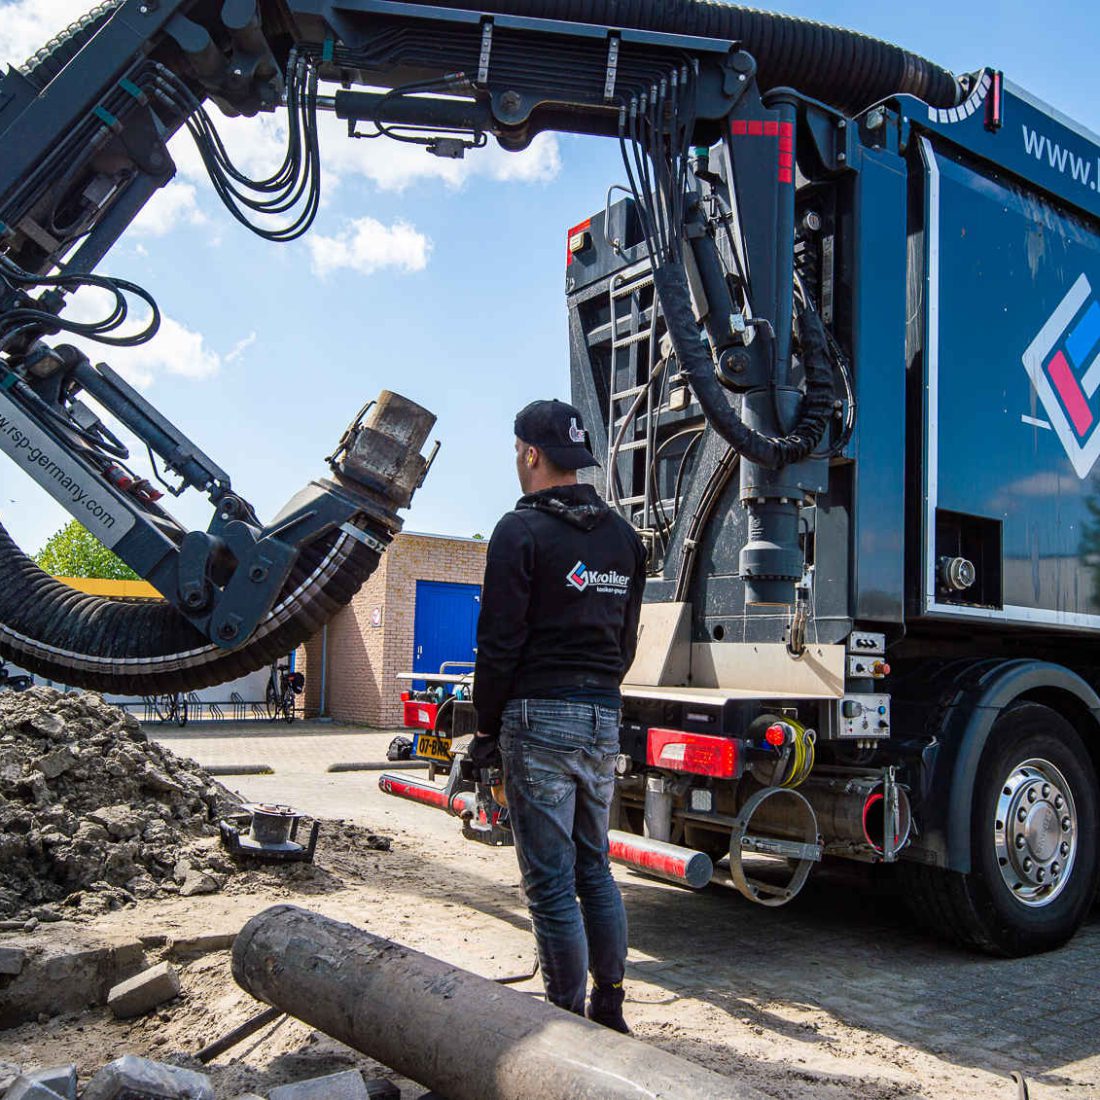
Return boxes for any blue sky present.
[1,0,1098,557]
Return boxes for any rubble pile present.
[0,688,241,921]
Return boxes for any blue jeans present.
[499,698,628,1015]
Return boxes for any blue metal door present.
[412,580,481,685]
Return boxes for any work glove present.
[467,732,501,772]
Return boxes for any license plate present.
[413,732,453,763]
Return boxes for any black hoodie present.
[473,483,647,739]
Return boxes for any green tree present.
[34,521,138,580]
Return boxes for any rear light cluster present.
[647,728,741,779]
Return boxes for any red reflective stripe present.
[1049,350,1093,436]
[778,168,793,184]
[764,120,779,136]
[779,134,794,152]
[779,152,794,168]
[747,120,764,136]
[379,774,448,810]
[731,119,748,135]
[610,836,689,879]
[565,217,592,265]
[780,122,794,137]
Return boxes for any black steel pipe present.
[232,905,761,1100]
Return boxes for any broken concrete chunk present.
[86,805,144,840]
[166,930,238,959]
[364,1081,400,1099]
[0,946,25,976]
[179,871,218,898]
[81,1057,213,1100]
[5,1066,77,1100]
[3,1078,66,1100]
[268,1070,371,1100]
[28,712,65,740]
[107,961,181,1019]
[34,749,75,780]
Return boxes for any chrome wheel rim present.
[994,757,1077,908]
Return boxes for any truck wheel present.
[910,703,1099,956]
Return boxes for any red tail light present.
[647,728,741,778]
[764,723,788,747]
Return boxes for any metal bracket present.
[604,34,620,102]
[728,786,821,907]
[477,19,494,86]
[883,764,901,862]
[340,521,387,555]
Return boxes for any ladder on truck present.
[605,259,661,531]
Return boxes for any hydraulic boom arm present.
[0,0,962,693]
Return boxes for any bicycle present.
[266,660,304,723]
[152,692,188,727]
[0,661,32,692]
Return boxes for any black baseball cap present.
[514,399,600,470]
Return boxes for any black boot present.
[588,982,630,1034]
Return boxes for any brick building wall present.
[297,532,487,727]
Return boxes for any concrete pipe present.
[608,830,714,889]
[233,905,759,1100]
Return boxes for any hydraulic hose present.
[653,262,833,468]
[0,520,383,695]
[396,0,962,113]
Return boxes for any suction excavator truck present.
[1,0,1097,957]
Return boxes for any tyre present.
[265,682,279,721]
[907,703,1099,956]
[177,697,188,728]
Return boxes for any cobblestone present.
[155,721,1100,1097]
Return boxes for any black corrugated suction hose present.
[0,519,383,695]
[396,0,961,112]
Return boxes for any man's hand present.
[468,731,501,771]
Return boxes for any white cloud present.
[225,331,256,363]
[307,217,431,278]
[0,1,92,71]
[165,92,561,196]
[57,285,223,389]
[130,182,207,237]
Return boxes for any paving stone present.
[11,1067,76,1100]
[0,947,25,977]
[2,1079,67,1100]
[363,1082,400,1100]
[268,1070,370,1100]
[107,961,181,1019]
[111,941,147,975]
[82,1056,213,1100]
[166,930,238,959]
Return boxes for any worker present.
[470,398,647,1033]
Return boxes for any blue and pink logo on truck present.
[1023,274,1100,478]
